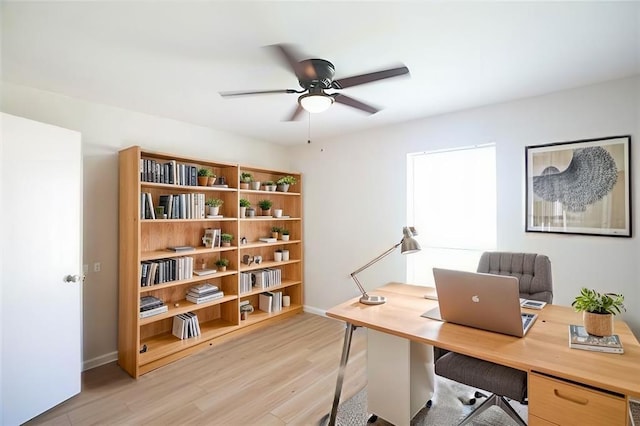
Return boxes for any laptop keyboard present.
[521,313,535,330]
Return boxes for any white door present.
[1,113,82,425]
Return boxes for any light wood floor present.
[27,313,367,426]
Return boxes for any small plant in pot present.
[276,175,297,192]
[271,226,281,239]
[220,233,233,247]
[239,198,251,218]
[206,198,223,216]
[215,258,229,272]
[263,180,277,192]
[198,168,214,186]
[281,228,290,241]
[572,287,625,336]
[258,199,273,216]
[240,172,252,189]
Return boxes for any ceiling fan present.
[219,44,410,121]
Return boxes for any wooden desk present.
[326,283,640,426]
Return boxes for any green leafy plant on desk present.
[572,287,625,336]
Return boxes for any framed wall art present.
[525,135,631,237]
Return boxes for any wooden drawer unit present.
[529,372,627,426]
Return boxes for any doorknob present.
[64,274,81,283]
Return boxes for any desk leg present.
[328,322,355,426]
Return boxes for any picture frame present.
[525,135,631,237]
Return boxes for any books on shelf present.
[258,291,283,313]
[167,246,195,252]
[568,324,624,354]
[172,312,201,339]
[259,237,277,243]
[140,256,193,287]
[240,268,282,293]
[186,283,224,304]
[519,298,547,310]
[193,268,217,276]
[139,296,168,318]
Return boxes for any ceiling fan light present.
[299,93,334,113]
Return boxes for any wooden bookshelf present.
[118,146,304,378]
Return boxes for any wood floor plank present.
[25,313,367,426]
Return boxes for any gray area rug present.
[329,377,640,425]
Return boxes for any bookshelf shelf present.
[119,146,304,378]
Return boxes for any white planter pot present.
[282,250,289,261]
[250,181,261,190]
[281,234,290,241]
[274,251,283,262]
[209,206,220,216]
[239,206,246,218]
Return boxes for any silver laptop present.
[423,268,537,337]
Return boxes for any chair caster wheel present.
[426,400,432,408]
[367,414,378,423]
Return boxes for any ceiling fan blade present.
[219,89,298,98]
[267,43,310,80]
[332,94,379,114]
[284,104,305,121]
[332,66,409,89]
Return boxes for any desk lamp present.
[350,226,421,305]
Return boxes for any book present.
[568,324,624,354]
[259,292,273,313]
[259,237,277,243]
[139,304,168,318]
[167,246,195,252]
[186,291,224,304]
[188,283,219,294]
[520,298,547,310]
[193,268,217,276]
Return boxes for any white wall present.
[290,76,640,336]
[0,82,291,369]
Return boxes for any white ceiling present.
[2,2,639,145]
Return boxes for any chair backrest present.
[477,252,553,303]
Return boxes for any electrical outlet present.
[93,262,101,273]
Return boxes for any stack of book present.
[172,312,201,339]
[186,283,224,304]
[140,256,194,287]
[139,295,168,318]
[568,324,624,354]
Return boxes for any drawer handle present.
[553,389,589,405]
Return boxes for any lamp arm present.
[350,241,402,297]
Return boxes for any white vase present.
[274,251,283,262]
[239,206,246,218]
[282,250,289,261]
[273,209,283,218]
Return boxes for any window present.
[407,145,497,286]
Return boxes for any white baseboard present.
[303,304,327,317]
[83,351,118,371]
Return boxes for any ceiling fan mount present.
[219,44,409,121]
[296,59,335,91]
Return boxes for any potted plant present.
[276,175,297,192]
[239,198,251,218]
[271,226,280,239]
[240,172,252,190]
[215,258,229,272]
[220,233,233,247]
[263,180,276,192]
[250,177,261,191]
[197,168,213,186]
[281,228,290,241]
[258,199,273,216]
[572,287,625,336]
[245,206,256,217]
[206,198,223,216]
[274,249,283,262]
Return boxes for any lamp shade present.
[299,93,334,113]
[401,226,421,254]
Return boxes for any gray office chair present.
[433,252,553,426]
